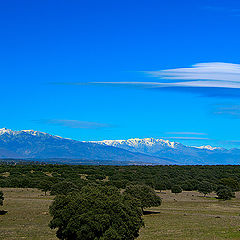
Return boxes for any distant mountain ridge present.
[90,138,240,165]
[1,128,240,165]
[0,128,172,164]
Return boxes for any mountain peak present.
[90,137,183,150]
[0,128,64,140]
[0,128,14,135]
[195,145,223,151]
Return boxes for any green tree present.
[216,186,235,200]
[38,179,52,196]
[197,181,214,197]
[219,178,240,191]
[50,181,79,195]
[0,190,4,206]
[49,185,144,240]
[171,185,182,194]
[155,182,167,192]
[124,184,161,211]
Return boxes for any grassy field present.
[1,189,240,240]
[0,188,56,240]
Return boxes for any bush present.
[49,185,144,240]
[37,179,53,195]
[155,182,167,192]
[197,181,214,197]
[50,181,80,195]
[219,178,240,191]
[171,185,182,194]
[216,186,235,200]
[124,184,162,210]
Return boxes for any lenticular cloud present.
[146,62,240,89]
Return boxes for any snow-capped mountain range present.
[89,138,240,165]
[90,138,222,153]
[0,128,240,165]
[0,128,170,164]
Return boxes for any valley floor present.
[1,188,240,240]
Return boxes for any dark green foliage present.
[49,185,144,240]
[38,179,53,195]
[219,178,240,191]
[50,181,80,195]
[197,181,214,196]
[124,184,161,210]
[86,174,105,181]
[0,190,3,206]
[171,185,182,194]
[155,182,167,192]
[1,164,240,195]
[109,179,130,189]
[216,186,235,200]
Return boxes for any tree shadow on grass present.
[0,210,8,215]
[143,210,160,215]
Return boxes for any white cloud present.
[56,62,240,90]
[147,62,240,82]
[93,80,240,89]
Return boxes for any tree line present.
[0,164,239,239]
[0,164,240,193]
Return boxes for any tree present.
[124,184,162,211]
[197,181,214,197]
[216,186,235,200]
[155,182,167,192]
[171,185,182,194]
[219,178,240,192]
[0,191,4,206]
[38,179,52,196]
[49,185,144,240]
[50,181,79,195]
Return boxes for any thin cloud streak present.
[147,62,240,83]
[212,104,240,118]
[162,136,210,140]
[80,81,240,89]
[166,132,207,136]
[52,62,240,97]
[87,62,240,89]
[35,119,111,129]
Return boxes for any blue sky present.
[1,0,240,148]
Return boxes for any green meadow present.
[1,188,240,240]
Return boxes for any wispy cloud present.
[212,104,240,118]
[165,132,207,136]
[203,5,240,16]
[162,136,210,140]
[53,62,240,98]
[91,62,240,89]
[146,62,240,88]
[35,119,111,129]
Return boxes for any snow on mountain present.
[90,138,240,165]
[194,145,223,151]
[90,138,219,153]
[89,138,184,155]
[0,128,171,164]
[0,128,62,139]
[0,128,240,165]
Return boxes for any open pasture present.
[1,188,240,240]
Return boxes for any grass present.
[1,189,240,239]
[0,188,57,240]
[138,191,240,240]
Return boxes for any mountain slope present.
[0,129,173,164]
[90,138,240,165]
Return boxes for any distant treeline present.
[0,164,240,192]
